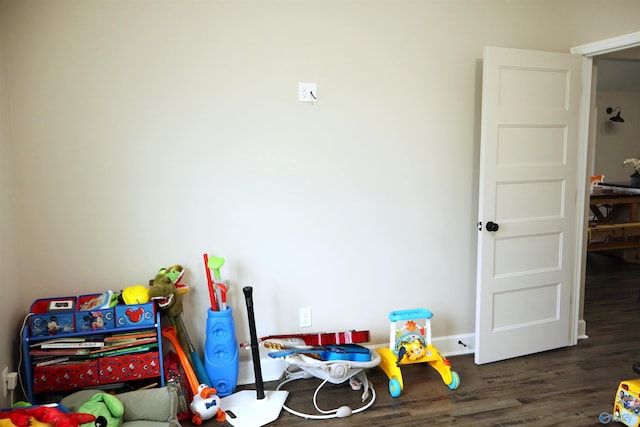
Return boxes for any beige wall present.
[2,1,640,392]
[594,91,640,182]
[0,0,23,407]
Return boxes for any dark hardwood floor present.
[213,253,640,426]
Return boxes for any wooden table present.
[588,185,640,261]
[590,188,640,223]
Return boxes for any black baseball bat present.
[243,286,265,400]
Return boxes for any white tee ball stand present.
[221,389,289,427]
[221,286,288,427]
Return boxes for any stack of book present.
[30,329,158,366]
[89,330,158,358]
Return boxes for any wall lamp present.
[607,106,624,122]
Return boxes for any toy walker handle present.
[389,309,433,321]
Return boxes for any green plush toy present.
[78,393,124,427]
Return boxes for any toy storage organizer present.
[23,295,164,403]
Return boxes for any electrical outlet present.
[299,307,312,328]
[2,367,7,397]
[6,372,17,391]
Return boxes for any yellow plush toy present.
[120,285,150,305]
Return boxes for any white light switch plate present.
[298,82,317,102]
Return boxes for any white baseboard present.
[236,332,475,386]
[236,345,287,386]
[235,326,591,385]
[577,319,588,339]
[366,332,475,356]
[433,332,476,356]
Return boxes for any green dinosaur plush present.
[148,273,183,318]
[78,393,124,427]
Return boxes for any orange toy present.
[162,326,226,424]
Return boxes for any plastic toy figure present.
[189,384,226,425]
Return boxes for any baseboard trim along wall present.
[578,319,588,340]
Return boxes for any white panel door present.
[475,46,583,365]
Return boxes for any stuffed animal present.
[0,406,95,427]
[78,392,124,427]
[148,270,183,319]
[157,265,185,289]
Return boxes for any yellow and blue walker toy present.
[376,308,460,397]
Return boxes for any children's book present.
[88,343,158,358]
[29,348,90,357]
[41,341,104,349]
[78,291,117,311]
[104,330,157,342]
[35,356,70,367]
[89,337,157,354]
[29,337,87,347]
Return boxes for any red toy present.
[0,406,95,427]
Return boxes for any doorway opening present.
[572,32,640,340]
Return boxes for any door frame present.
[570,31,640,342]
